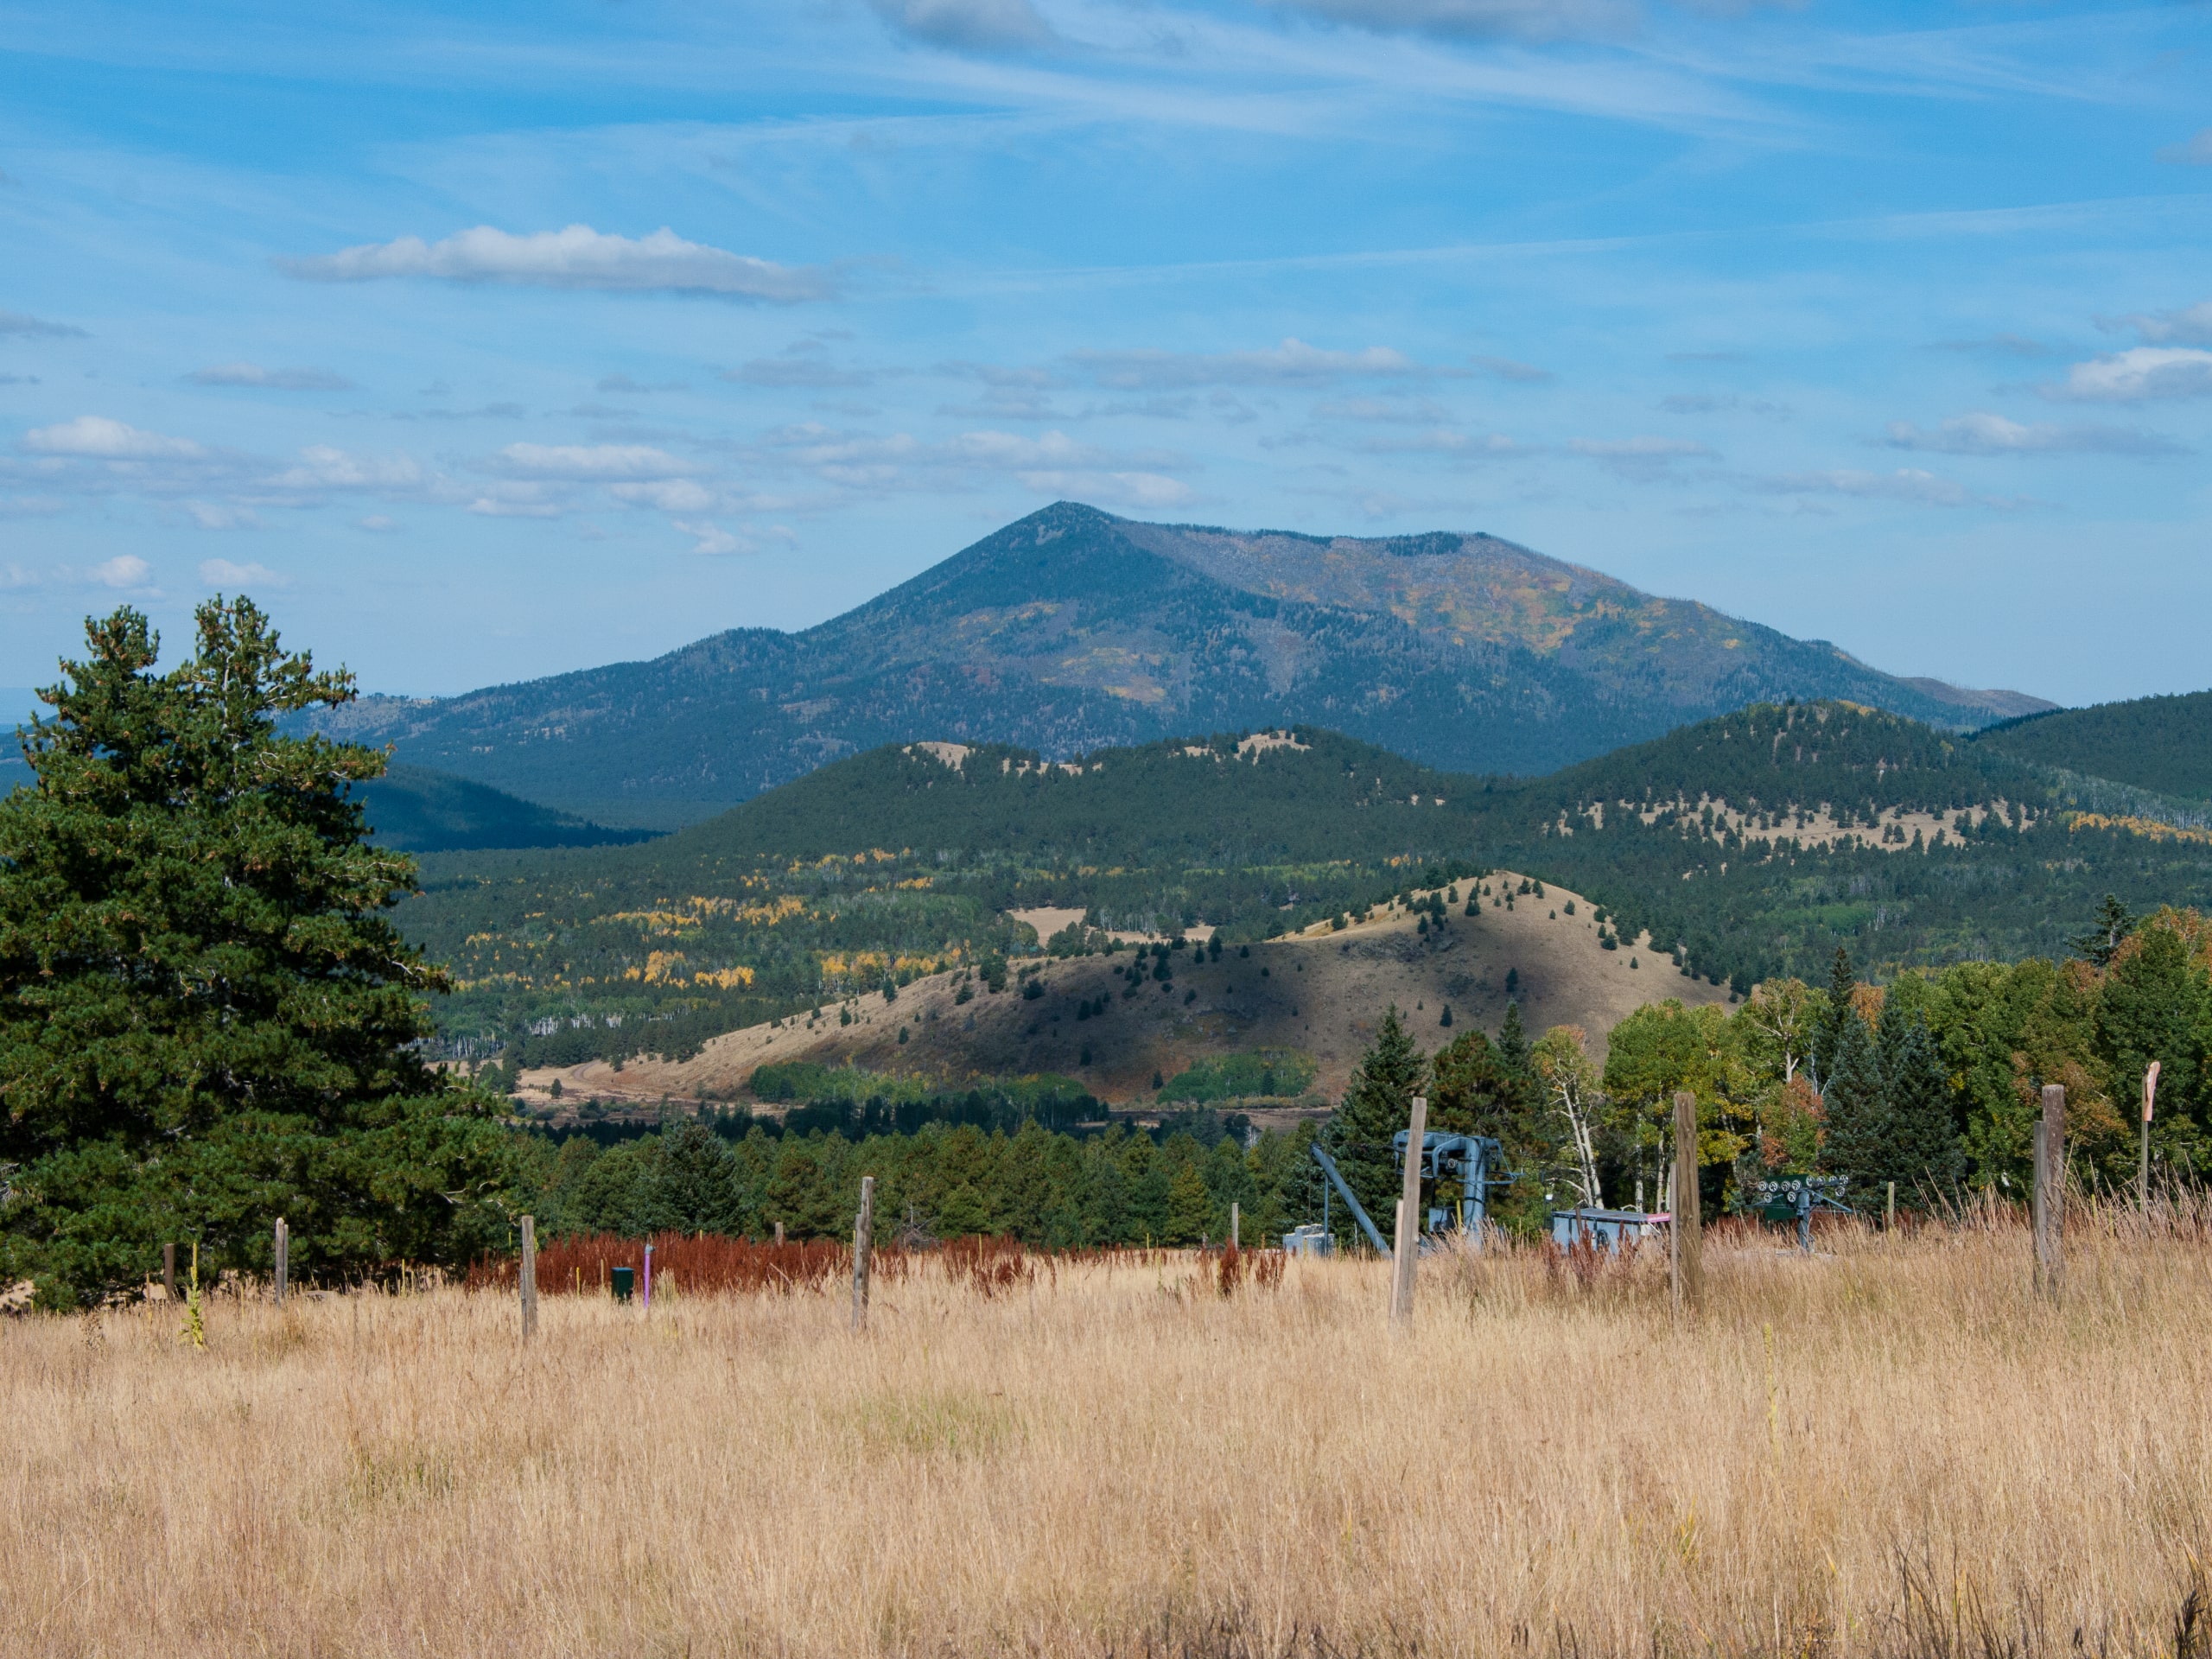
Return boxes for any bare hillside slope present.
[537,874,1729,1110]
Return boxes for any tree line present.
[9,602,2210,1306]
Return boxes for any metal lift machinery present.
[1305,1133,1510,1254]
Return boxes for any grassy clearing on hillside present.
[6,1209,2209,1657]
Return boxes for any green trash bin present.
[611,1266,635,1303]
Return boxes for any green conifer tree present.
[1876,1003,1964,1207]
[1815,1006,1885,1208]
[1320,1006,1426,1248]
[1162,1161,1212,1245]
[935,1181,992,1238]
[1496,1001,1532,1080]
[2094,923,2210,1159]
[1810,946,1858,1094]
[764,1147,840,1238]
[0,601,509,1305]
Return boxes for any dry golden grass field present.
[6,1212,2210,1658]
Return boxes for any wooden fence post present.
[2035,1084,2065,1299]
[1886,1180,1896,1233]
[1389,1095,1427,1328]
[162,1243,176,1303]
[1674,1092,1701,1313]
[273,1217,289,1306]
[1230,1202,1240,1250]
[773,1221,785,1247]
[519,1215,538,1341]
[2141,1061,2159,1217]
[852,1176,875,1334]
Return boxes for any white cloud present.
[281,226,835,302]
[493,442,693,481]
[1068,338,1423,390]
[723,341,879,389]
[92,555,150,588]
[0,310,87,339]
[182,500,266,531]
[608,479,719,512]
[2158,129,2212,167]
[465,490,565,518]
[1356,428,1517,455]
[2050,347,2212,404]
[1571,435,1709,460]
[22,416,204,459]
[198,558,285,587]
[753,423,1192,504]
[359,515,398,532]
[185,362,353,391]
[1262,0,1636,41]
[1314,396,1451,423]
[865,0,1054,49]
[675,518,756,556]
[1751,468,1991,509]
[1882,412,2183,457]
[1570,435,1712,477]
[265,446,424,491]
[2113,301,2212,348]
[1472,355,1552,384]
[944,429,1122,467]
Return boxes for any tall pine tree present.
[1877,1001,1964,1207]
[0,601,512,1305]
[1320,1005,1426,1249]
[1816,1004,1885,1208]
[1810,945,1859,1094]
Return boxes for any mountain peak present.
[320,505,2050,821]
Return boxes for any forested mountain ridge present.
[308,503,2049,823]
[397,702,2212,1073]
[356,764,656,853]
[1972,690,2212,806]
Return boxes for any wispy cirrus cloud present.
[1882,412,2183,457]
[1471,354,1552,384]
[265,446,424,492]
[0,310,87,340]
[722,340,881,389]
[182,502,265,532]
[753,422,1193,505]
[281,226,836,303]
[489,442,694,480]
[186,362,354,391]
[1925,334,2050,359]
[1067,338,1425,390]
[1260,0,1635,42]
[1313,395,1451,423]
[2046,347,2212,404]
[1570,435,1713,477]
[2109,300,2212,348]
[2158,129,2212,167]
[1353,427,1517,457]
[865,0,1055,50]
[607,479,721,512]
[1745,467,2029,511]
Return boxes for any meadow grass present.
[4,1209,2209,1658]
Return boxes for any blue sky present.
[2,0,2209,705]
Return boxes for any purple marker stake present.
[642,1243,652,1313]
